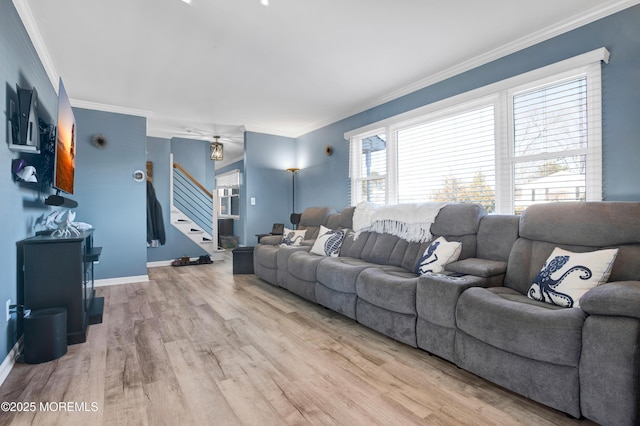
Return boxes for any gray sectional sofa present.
[253,202,640,426]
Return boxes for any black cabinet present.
[17,230,103,345]
[218,218,234,246]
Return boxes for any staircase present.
[170,157,225,261]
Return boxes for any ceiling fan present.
[173,127,244,162]
[178,128,243,144]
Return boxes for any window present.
[510,76,590,214]
[349,131,387,204]
[346,48,608,214]
[216,169,240,218]
[396,104,496,212]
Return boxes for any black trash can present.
[23,307,68,364]
[232,246,255,274]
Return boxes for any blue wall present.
[0,0,60,361]
[243,131,296,245]
[296,4,640,210]
[72,108,148,280]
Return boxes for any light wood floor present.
[0,256,595,426]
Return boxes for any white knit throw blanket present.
[352,201,448,242]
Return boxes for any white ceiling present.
[17,0,639,167]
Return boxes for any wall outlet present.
[5,299,11,322]
[250,197,256,206]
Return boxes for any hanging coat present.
[147,180,166,246]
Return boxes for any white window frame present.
[349,128,388,204]
[216,169,241,219]
[345,48,609,214]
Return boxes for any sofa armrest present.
[445,258,507,278]
[259,235,282,246]
[416,274,488,328]
[580,281,640,319]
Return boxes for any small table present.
[232,246,255,274]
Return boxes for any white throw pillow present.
[280,228,307,247]
[310,226,346,257]
[528,247,618,308]
[415,236,462,276]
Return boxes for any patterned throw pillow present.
[414,236,462,276]
[280,228,307,247]
[310,226,346,257]
[528,247,618,308]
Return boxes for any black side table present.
[232,246,255,274]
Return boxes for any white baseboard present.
[94,275,150,287]
[0,341,20,388]
[147,260,173,268]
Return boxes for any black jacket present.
[147,181,166,245]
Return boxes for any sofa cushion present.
[476,214,520,262]
[339,206,356,229]
[299,206,337,227]
[365,233,404,265]
[288,251,327,282]
[316,257,376,294]
[326,213,342,230]
[280,228,306,246]
[356,268,417,315]
[310,226,346,257]
[415,236,462,276]
[527,247,618,308]
[519,202,640,247]
[431,203,485,237]
[401,241,429,272]
[298,206,337,240]
[339,231,370,258]
[457,287,587,366]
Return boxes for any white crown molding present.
[344,47,609,140]
[12,0,59,91]
[243,124,298,139]
[291,0,640,138]
[15,0,639,140]
[71,99,152,118]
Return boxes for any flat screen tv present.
[53,78,75,195]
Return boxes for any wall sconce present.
[210,136,223,161]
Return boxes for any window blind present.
[346,48,606,213]
[396,105,495,212]
[511,76,588,213]
[216,169,240,189]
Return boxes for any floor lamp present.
[286,167,301,229]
